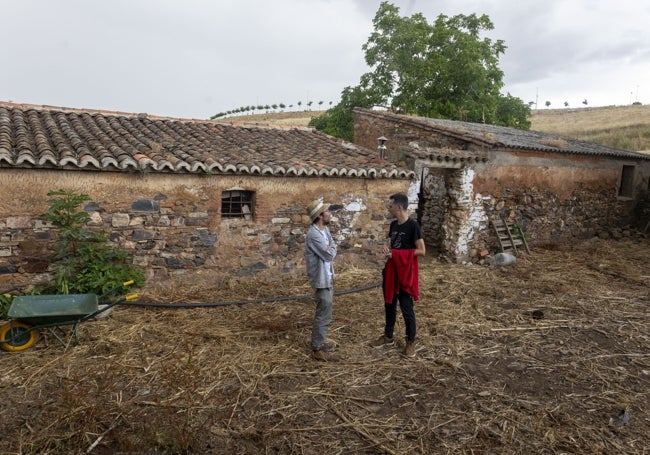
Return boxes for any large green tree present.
[310,2,530,140]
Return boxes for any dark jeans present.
[384,291,416,342]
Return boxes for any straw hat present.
[306,199,330,223]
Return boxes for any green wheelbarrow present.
[0,280,137,352]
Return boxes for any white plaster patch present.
[408,164,425,211]
[452,168,488,259]
[345,200,366,212]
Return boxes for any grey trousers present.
[311,287,333,351]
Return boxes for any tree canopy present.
[310,2,531,141]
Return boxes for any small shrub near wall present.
[40,189,145,295]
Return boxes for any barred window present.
[221,190,254,220]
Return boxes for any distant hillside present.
[221,111,319,127]
[530,105,650,152]
[222,105,650,152]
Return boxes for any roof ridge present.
[0,100,207,122]
[0,100,317,131]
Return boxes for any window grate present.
[221,190,254,219]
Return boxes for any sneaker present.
[312,349,340,362]
[402,339,416,358]
[370,335,394,348]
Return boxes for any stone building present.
[0,103,413,289]
[354,108,650,261]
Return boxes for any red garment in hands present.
[383,249,419,304]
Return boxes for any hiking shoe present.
[370,335,395,348]
[312,349,340,362]
[321,340,337,352]
[402,339,416,358]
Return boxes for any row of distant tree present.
[535,99,589,109]
[537,100,643,108]
[210,100,334,119]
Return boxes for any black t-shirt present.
[388,218,422,250]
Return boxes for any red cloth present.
[383,249,419,304]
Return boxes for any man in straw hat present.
[305,199,338,361]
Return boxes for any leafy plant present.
[41,189,144,295]
[513,222,531,240]
[0,293,13,320]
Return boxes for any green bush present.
[0,293,13,320]
[41,189,144,295]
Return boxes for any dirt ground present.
[1,237,649,454]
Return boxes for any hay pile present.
[1,237,648,454]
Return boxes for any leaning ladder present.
[490,217,531,255]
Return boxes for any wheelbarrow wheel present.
[0,321,39,352]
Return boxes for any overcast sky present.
[1,0,648,119]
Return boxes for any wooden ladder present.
[490,217,531,255]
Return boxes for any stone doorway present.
[417,168,452,254]
[416,166,478,261]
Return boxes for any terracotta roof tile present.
[0,102,414,179]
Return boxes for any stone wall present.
[0,169,409,290]
[471,154,645,250]
[634,189,650,232]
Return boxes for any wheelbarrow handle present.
[80,292,139,323]
[98,279,136,300]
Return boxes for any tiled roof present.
[357,108,650,161]
[0,102,414,179]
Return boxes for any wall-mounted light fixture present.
[377,136,388,159]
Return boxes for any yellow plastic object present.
[125,294,138,301]
[0,321,39,352]
[123,280,135,286]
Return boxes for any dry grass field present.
[1,237,649,454]
[530,105,650,152]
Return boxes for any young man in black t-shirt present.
[370,193,426,358]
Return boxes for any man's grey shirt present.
[305,224,337,289]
